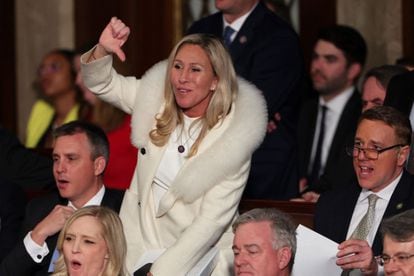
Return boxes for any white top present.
[222,2,258,43]
[309,86,354,175]
[346,173,401,244]
[24,185,106,263]
[152,115,201,212]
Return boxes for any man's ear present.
[277,247,292,270]
[347,62,362,83]
[94,156,106,176]
[397,145,410,166]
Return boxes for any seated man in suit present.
[314,106,414,275]
[377,209,414,275]
[0,121,124,275]
[298,25,367,202]
[232,208,296,276]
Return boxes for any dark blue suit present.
[188,1,304,199]
[314,170,414,255]
[0,188,124,276]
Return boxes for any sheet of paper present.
[292,224,342,275]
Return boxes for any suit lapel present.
[101,188,124,213]
[299,99,319,175]
[371,171,414,254]
[337,185,361,242]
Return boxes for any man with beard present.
[297,25,367,202]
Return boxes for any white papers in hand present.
[292,224,342,275]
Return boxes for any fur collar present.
[131,61,267,203]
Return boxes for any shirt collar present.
[359,171,402,202]
[319,86,354,112]
[222,2,258,32]
[68,185,106,210]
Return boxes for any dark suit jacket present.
[314,170,414,255]
[188,1,304,199]
[298,90,362,193]
[0,188,124,276]
[0,126,54,191]
[0,177,26,262]
[384,71,414,116]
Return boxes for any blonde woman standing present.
[82,17,267,275]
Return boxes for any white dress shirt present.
[309,86,354,175]
[222,2,258,43]
[346,173,401,244]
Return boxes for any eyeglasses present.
[346,144,404,160]
[37,62,62,76]
[375,254,414,266]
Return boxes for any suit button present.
[140,148,146,155]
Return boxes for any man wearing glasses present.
[314,106,414,275]
[377,209,414,275]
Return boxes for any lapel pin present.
[396,203,403,210]
[239,36,247,44]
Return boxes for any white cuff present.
[23,231,50,263]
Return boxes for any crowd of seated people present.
[3,1,414,275]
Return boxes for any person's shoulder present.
[105,188,125,199]
[251,3,297,36]
[187,12,222,33]
[103,188,125,212]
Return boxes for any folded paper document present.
[292,224,342,275]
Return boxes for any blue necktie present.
[48,247,60,272]
[223,26,235,47]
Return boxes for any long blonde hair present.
[52,206,127,276]
[149,33,238,157]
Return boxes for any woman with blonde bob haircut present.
[52,206,127,276]
[81,17,267,275]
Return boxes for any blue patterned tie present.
[223,26,235,47]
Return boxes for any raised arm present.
[89,17,130,62]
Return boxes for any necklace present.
[176,116,202,153]
[177,131,193,153]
